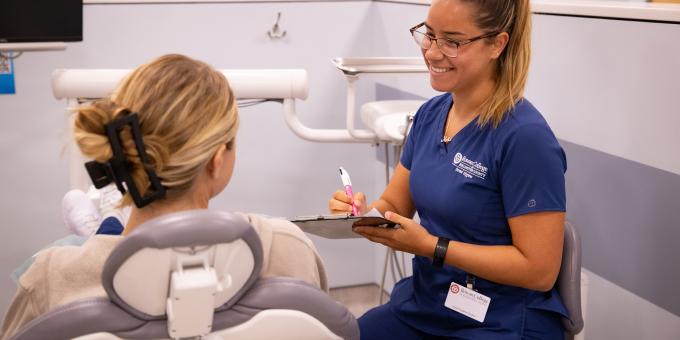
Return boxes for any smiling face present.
[423,0,501,94]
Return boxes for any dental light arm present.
[52,57,427,145]
[51,69,310,101]
[52,68,369,144]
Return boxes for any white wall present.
[528,11,680,340]
[530,13,680,175]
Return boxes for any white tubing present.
[345,76,378,141]
[283,99,367,143]
[51,69,309,100]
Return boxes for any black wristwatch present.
[432,237,449,268]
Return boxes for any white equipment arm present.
[51,69,309,100]
[331,58,427,142]
[52,58,427,146]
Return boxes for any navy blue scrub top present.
[392,93,569,336]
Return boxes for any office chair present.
[558,221,587,340]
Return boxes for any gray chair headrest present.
[101,210,263,320]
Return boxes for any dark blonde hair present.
[462,0,531,127]
[73,54,239,206]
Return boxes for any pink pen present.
[339,167,359,216]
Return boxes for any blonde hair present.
[73,54,239,206]
[463,0,532,127]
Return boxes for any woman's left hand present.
[353,211,438,258]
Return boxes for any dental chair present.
[9,210,359,340]
[558,221,586,340]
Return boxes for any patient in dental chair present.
[1,54,328,339]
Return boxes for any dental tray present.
[332,57,428,76]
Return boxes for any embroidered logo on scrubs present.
[452,152,488,180]
[453,153,463,165]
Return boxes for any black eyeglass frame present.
[409,22,500,58]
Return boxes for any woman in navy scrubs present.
[330,0,568,339]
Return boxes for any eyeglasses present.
[409,22,499,58]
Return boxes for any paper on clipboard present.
[291,208,396,239]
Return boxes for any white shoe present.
[62,189,101,236]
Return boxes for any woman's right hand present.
[329,190,368,215]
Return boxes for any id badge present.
[444,282,491,323]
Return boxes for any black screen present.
[0,0,83,43]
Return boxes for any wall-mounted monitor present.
[0,0,83,43]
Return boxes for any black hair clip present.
[84,112,166,208]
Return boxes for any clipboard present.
[291,213,397,239]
